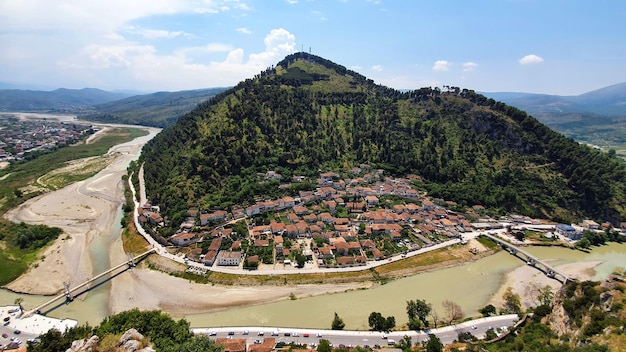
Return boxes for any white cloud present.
[263,28,296,56]
[194,0,251,14]
[432,60,450,72]
[82,44,155,69]
[372,65,383,71]
[0,1,250,33]
[176,43,233,57]
[0,1,187,33]
[519,54,544,65]
[52,28,297,91]
[236,27,252,34]
[89,28,295,90]
[124,25,191,39]
[311,10,327,21]
[462,62,478,72]
[286,0,298,4]
[0,0,284,90]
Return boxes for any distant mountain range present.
[0,88,132,112]
[2,82,625,142]
[483,83,626,155]
[0,87,229,128]
[482,82,626,117]
[80,87,228,127]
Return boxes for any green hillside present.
[79,87,228,127]
[140,53,626,224]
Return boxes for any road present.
[131,166,507,275]
[192,314,519,347]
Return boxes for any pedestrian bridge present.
[24,249,156,317]
[481,233,571,283]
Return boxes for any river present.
[2,241,625,329]
[184,243,626,330]
[0,114,161,326]
[0,114,625,329]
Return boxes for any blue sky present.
[1,0,625,95]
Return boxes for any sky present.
[1,0,625,95]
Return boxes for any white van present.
[387,339,396,346]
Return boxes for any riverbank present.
[0,120,619,326]
[2,126,158,296]
[108,266,371,317]
[488,259,601,310]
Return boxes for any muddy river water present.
[0,114,624,329]
[2,241,623,329]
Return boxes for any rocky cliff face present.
[543,277,626,346]
[66,328,155,352]
[545,292,574,337]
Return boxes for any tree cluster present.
[30,309,220,352]
[331,312,345,330]
[368,312,396,332]
[0,221,62,250]
[406,299,431,329]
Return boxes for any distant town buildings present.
[0,115,93,165]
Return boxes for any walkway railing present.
[482,233,570,283]
[25,248,155,316]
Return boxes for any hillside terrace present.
[138,169,482,271]
[138,169,620,273]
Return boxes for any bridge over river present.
[24,249,156,317]
[481,233,571,283]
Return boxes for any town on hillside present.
[136,165,622,273]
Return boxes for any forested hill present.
[140,52,626,224]
[79,87,228,127]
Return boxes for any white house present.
[170,232,200,247]
[216,251,243,266]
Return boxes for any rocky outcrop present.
[66,335,99,352]
[66,328,155,352]
[116,328,155,352]
[545,298,572,337]
[543,278,626,347]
